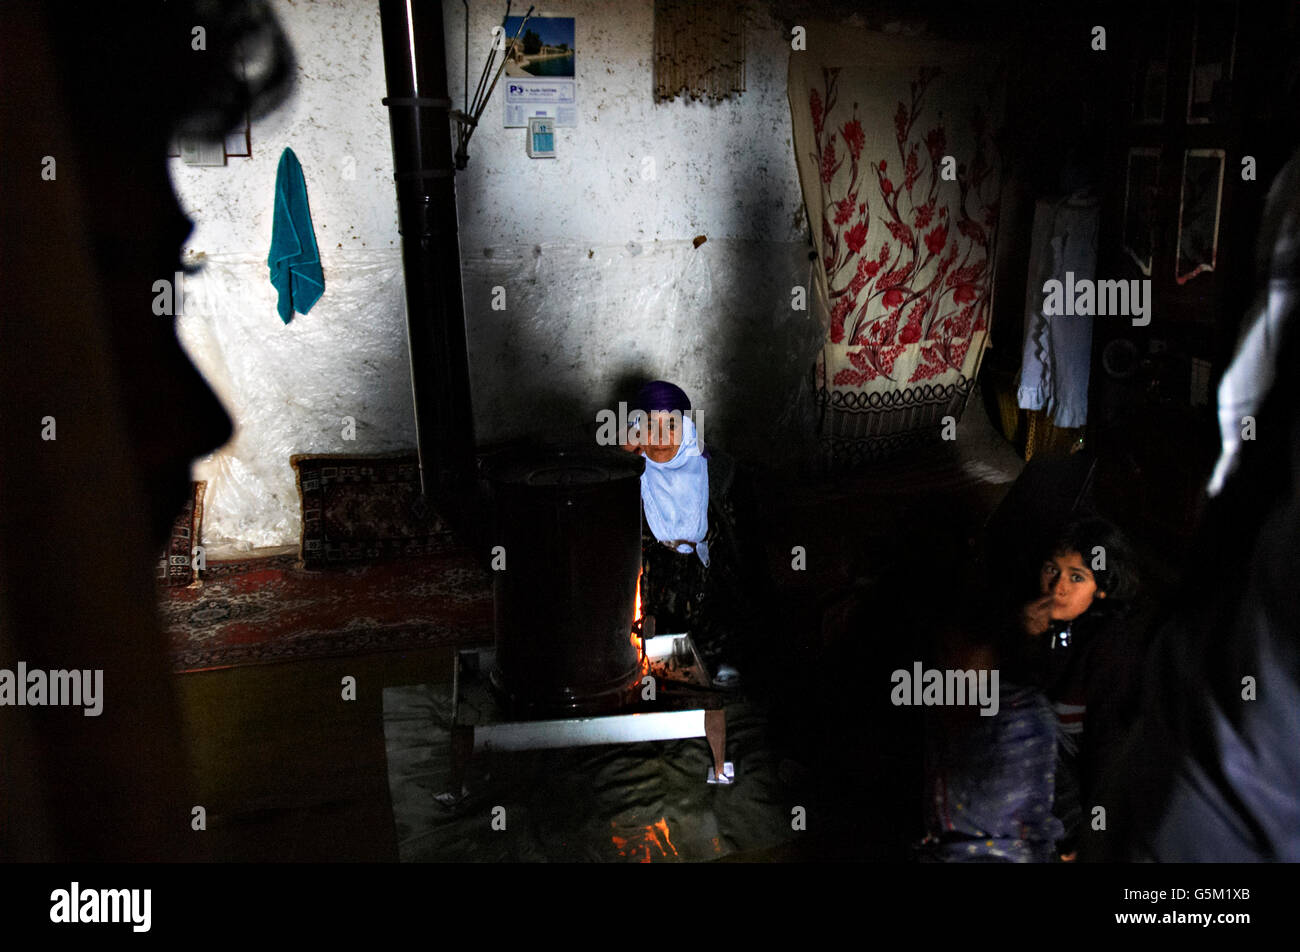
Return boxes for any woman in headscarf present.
[620,381,737,682]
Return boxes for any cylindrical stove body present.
[484,445,644,714]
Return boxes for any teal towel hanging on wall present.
[268,147,324,323]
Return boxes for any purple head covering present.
[635,380,691,414]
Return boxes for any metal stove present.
[439,444,732,804]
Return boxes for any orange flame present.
[630,567,643,650]
[629,568,652,679]
[635,568,643,622]
[611,817,678,862]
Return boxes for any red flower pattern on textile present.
[829,296,851,344]
[833,192,857,225]
[844,221,869,255]
[820,138,840,185]
[947,262,988,287]
[809,66,999,383]
[887,220,913,244]
[850,255,880,296]
[901,300,927,343]
[842,118,864,160]
[904,146,920,192]
[925,127,946,164]
[877,268,908,290]
[924,225,948,257]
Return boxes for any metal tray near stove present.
[441,632,733,803]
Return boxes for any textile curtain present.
[788,26,1005,464]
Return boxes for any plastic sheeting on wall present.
[176,250,416,556]
[460,237,825,462]
[176,240,825,554]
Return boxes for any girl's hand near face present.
[1021,594,1055,637]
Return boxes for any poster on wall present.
[502,15,576,128]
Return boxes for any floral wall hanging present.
[788,28,1005,465]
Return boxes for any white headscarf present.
[640,414,710,565]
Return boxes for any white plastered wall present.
[172,0,820,554]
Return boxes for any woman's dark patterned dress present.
[638,452,743,667]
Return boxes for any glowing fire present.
[630,568,643,650]
[611,817,679,862]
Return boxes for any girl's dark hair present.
[1046,516,1140,607]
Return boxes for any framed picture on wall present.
[166,112,252,161]
[1175,148,1226,285]
[1186,0,1238,124]
[224,114,252,157]
[1131,19,1171,124]
[1123,147,1161,276]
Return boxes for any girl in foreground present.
[1020,517,1142,858]
[918,515,1140,861]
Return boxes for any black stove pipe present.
[378,0,475,499]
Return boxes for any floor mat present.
[160,552,492,672]
[383,682,797,862]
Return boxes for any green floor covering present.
[384,682,799,862]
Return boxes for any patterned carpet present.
[159,551,493,673]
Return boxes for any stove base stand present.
[446,636,729,797]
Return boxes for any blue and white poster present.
[502,16,576,128]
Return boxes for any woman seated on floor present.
[619,380,741,685]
